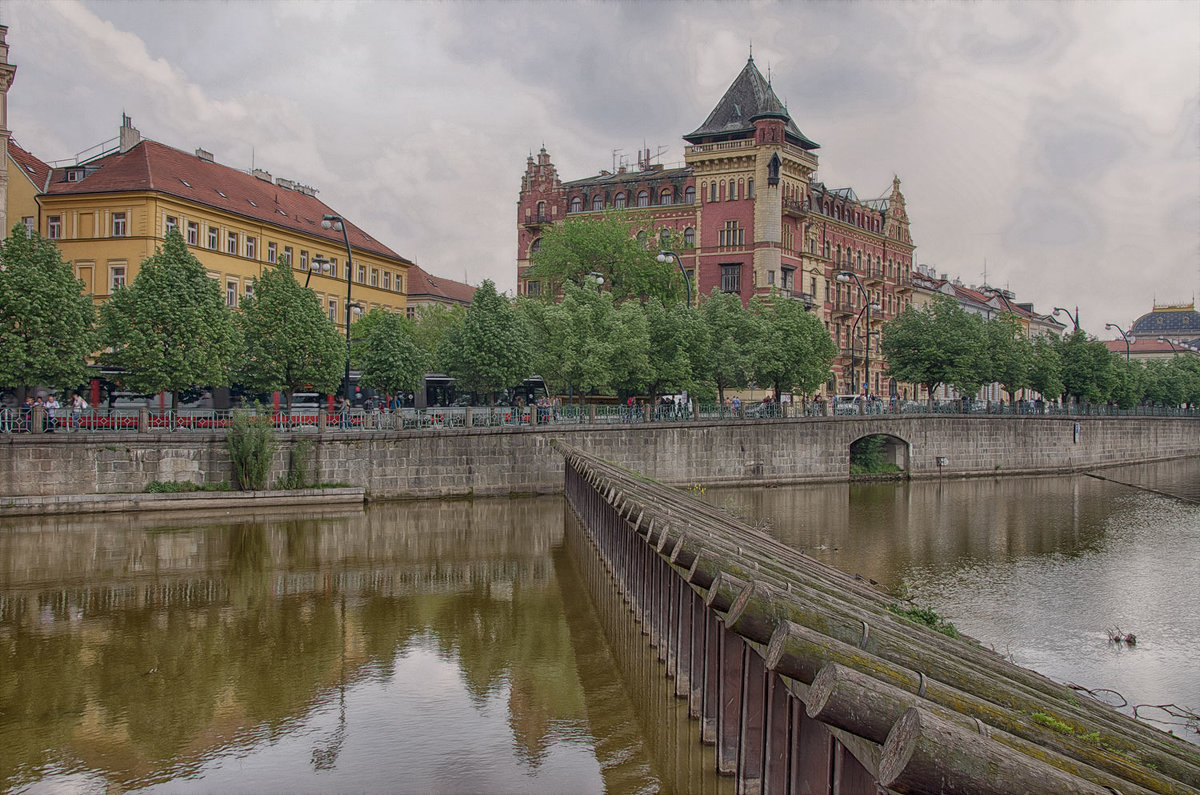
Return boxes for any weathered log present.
[770,624,1191,794]
[704,572,746,613]
[808,663,1160,795]
[880,707,1111,795]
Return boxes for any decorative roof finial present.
[749,41,753,62]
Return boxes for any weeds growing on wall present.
[275,437,314,490]
[227,407,275,490]
[850,435,903,475]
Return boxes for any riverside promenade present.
[556,441,1200,794]
[0,413,1197,502]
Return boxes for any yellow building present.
[35,116,410,330]
[6,138,47,235]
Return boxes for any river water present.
[2,458,1198,792]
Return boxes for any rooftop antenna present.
[749,41,753,62]
[612,148,623,172]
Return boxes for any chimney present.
[275,177,295,190]
[195,148,214,163]
[252,168,272,183]
[119,113,141,153]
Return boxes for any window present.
[165,215,178,234]
[536,201,546,221]
[747,179,754,199]
[683,227,695,247]
[407,306,416,319]
[709,182,717,203]
[781,267,794,291]
[527,280,542,297]
[685,186,695,204]
[358,264,366,283]
[767,270,775,286]
[110,265,127,292]
[300,250,309,270]
[530,237,541,254]
[283,246,293,265]
[660,189,673,204]
[186,221,198,245]
[328,298,337,322]
[48,216,62,240]
[244,283,254,300]
[267,242,277,263]
[660,229,671,247]
[227,231,238,254]
[383,272,391,291]
[226,280,238,308]
[112,212,127,237]
[718,220,744,247]
[371,269,379,287]
[208,226,219,249]
[720,264,741,294]
[637,190,649,207]
[592,195,604,211]
[614,192,627,209]
[246,236,256,259]
[570,197,583,212]
[782,224,794,252]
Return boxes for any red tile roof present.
[1102,339,1188,354]
[407,264,475,306]
[7,139,51,191]
[42,139,408,263]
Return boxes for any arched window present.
[636,230,648,248]
[856,252,862,268]
[747,179,754,199]
[684,227,695,246]
[660,228,671,246]
[592,194,604,211]
[569,196,582,213]
[537,201,546,220]
[709,182,717,203]
[685,186,696,204]
[736,179,744,200]
[530,237,541,255]
[637,190,649,207]
[614,192,627,209]
[660,189,673,204]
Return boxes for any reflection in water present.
[0,497,698,793]
[708,457,1200,741]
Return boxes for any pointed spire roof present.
[684,57,819,150]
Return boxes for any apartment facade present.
[516,56,917,396]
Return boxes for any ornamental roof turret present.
[684,56,819,150]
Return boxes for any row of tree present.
[882,297,1200,408]
[2,222,1198,411]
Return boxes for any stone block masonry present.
[0,416,1196,500]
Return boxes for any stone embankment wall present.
[0,416,1196,500]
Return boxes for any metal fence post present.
[32,405,44,434]
[138,407,149,433]
[317,408,327,432]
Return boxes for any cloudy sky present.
[5,0,1197,337]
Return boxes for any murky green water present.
[2,458,1198,792]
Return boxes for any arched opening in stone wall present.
[849,434,910,474]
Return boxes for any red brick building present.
[516,56,917,396]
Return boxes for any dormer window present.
[66,168,86,182]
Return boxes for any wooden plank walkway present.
[554,441,1200,795]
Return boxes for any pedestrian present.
[731,395,741,416]
[71,392,88,429]
[44,394,61,431]
[339,396,351,429]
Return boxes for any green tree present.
[986,314,1034,404]
[1054,330,1118,404]
[1028,335,1064,404]
[609,299,652,396]
[699,290,758,403]
[236,257,344,409]
[747,292,836,399]
[879,297,985,406]
[442,280,530,403]
[642,299,708,403]
[99,229,239,408]
[525,213,684,305]
[0,226,96,400]
[518,279,619,401]
[411,303,465,372]
[359,311,428,398]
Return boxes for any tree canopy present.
[748,292,837,398]
[880,297,987,403]
[99,229,239,406]
[698,289,757,402]
[358,310,428,399]
[0,226,96,397]
[443,280,531,402]
[236,256,345,408]
[525,213,685,305]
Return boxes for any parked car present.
[832,395,864,415]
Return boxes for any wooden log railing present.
[553,441,1200,795]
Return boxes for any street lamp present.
[305,254,333,288]
[1053,306,1080,333]
[1105,322,1133,361]
[656,250,693,309]
[837,270,875,395]
[1157,337,1181,356]
[322,214,356,403]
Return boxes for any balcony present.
[782,197,810,218]
[523,214,549,228]
[830,299,857,318]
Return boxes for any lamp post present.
[656,250,693,309]
[837,270,874,395]
[1053,306,1080,333]
[1158,337,1181,356]
[1105,322,1133,362]
[322,214,356,402]
[305,254,333,288]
